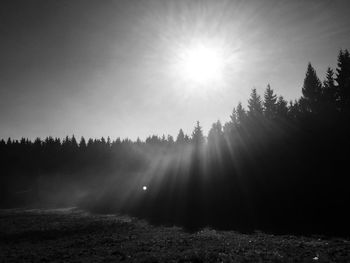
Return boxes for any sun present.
[175,42,227,85]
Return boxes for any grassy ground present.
[0,208,349,262]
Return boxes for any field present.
[0,208,349,262]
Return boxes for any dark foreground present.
[0,208,349,262]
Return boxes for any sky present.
[1,0,350,140]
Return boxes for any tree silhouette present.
[302,63,322,113]
[208,120,223,145]
[321,67,337,114]
[79,136,87,149]
[167,135,174,145]
[176,129,186,144]
[248,88,263,118]
[275,96,288,119]
[263,84,277,119]
[236,102,247,124]
[191,121,205,145]
[230,107,238,125]
[335,49,350,114]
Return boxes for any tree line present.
[1,49,350,236]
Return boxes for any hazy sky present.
[1,0,350,140]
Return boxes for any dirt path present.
[0,208,349,262]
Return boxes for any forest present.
[1,49,350,236]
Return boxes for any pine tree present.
[248,88,263,118]
[87,138,94,148]
[191,121,205,145]
[288,100,301,119]
[167,135,174,144]
[62,136,70,150]
[224,107,238,134]
[71,135,78,150]
[79,137,87,149]
[34,137,42,147]
[236,102,247,124]
[302,63,322,113]
[208,120,223,144]
[161,135,166,143]
[322,67,338,114]
[275,96,288,118]
[335,49,350,113]
[176,129,185,144]
[230,107,239,126]
[263,84,277,119]
[323,67,336,102]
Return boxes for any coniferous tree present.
[323,68,336,102]
[263,84,277,119]
[191,121,205,145]
[101,137,106,146]
[321,67,338,114]
[248,88,263,118]
[34,137,42,149]
[161,135,166,143]
[275,96,288,119]
[224,108,238,134]
[230,107,238,125]
[20,138,26,145]
[236,102,247,124]
[208,120,223,144]
[70,135,79,152]
[302,63,322,113]
[87,138,94,147]
[167,135,174,144]
[62,136,70,149]
[176,129,185,144]
[79,137,87,149]
[335,49,350,113]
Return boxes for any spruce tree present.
[79,137,87,149]
[302,63,322,113]
[176,129,185,144]
[323,67,336,102]
[276,96,288,118]
[248,88,263,118]
[208,120,223,144]
[71,135,79,150]
[167,135,174,144]
[236,102,247,124]
[322,67,338,113]
[335,49,350,113]
[230,107,238,125]
[191,121,205,145]
[263,84,277,119]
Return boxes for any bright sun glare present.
[175,42,227,85]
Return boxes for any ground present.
[0,208,349,262]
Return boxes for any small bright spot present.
[142,186,147,191]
